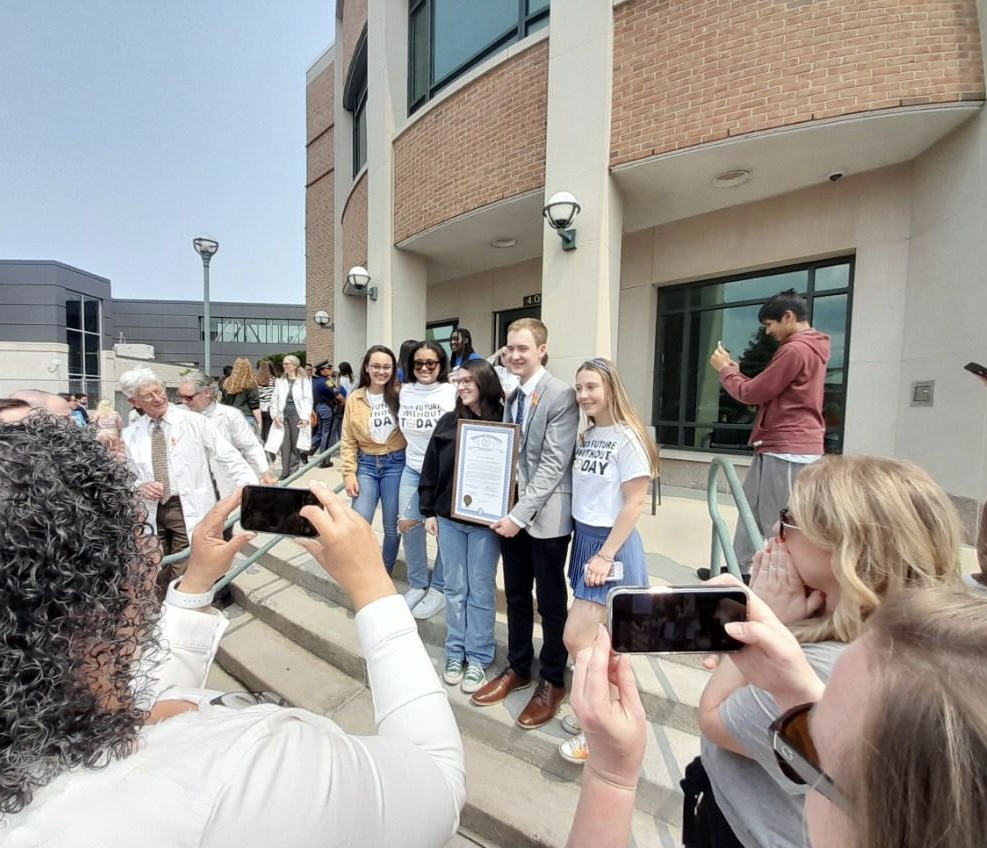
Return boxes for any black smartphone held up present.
[239,485,321,537]
[964,362,987,379]
[607,586,749,654]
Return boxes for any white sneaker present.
[404,587,427,610]
[412,587,446,620]
[461,662,486,694]
[561,711,581,735]
[443,657,464,685]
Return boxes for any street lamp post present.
[193,237,219,376]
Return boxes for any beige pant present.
[978,500,987,575]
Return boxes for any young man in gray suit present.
[471,318,579,729]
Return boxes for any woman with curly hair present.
[220,356,262,432]
[0,416,464,845]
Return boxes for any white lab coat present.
[123,403,258,537]
[271,375,314,422]
[199,401,270,496]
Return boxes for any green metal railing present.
[707,455,764,577]
[161,440,347,590]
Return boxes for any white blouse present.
[4,595,465,847]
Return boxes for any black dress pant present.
[500,529,571,687]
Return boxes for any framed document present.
[450,419,520,526]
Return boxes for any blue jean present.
[400,466,444,591]
[352,450,405,572]
[437,517,498,665]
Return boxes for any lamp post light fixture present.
[343,265,378,301]
[313,309,334,331]
[542,191,581,251]
[193,237,219,376]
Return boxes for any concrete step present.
[215,604,679,848]
[226,562,697,827]
[240,539,709,737]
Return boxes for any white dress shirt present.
[5,595,465,847]
[510,366,545,435]
[200,400,270,494]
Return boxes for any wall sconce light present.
[313,310,334,331]
[543,191,581,251]
[343,265,378,301]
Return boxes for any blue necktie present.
[515,390,526,429]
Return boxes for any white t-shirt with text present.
[398,381,457,472]
[368,392,397,445]
[572,424,651,526]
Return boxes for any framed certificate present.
[450,419,520,526]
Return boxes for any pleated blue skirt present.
[568,520,648,605]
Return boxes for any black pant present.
[500,530,571,687]
[680,757,745,848]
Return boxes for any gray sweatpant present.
[732,453,814,573]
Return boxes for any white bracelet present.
[165,577,215,609]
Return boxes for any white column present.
[366,0,427,350]
[539,3,622,380]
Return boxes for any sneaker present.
[461,663,486,694]
[443,657,464,685]
[404,587,427,610]
[559,732,590,765]
[561,711,581,735]
[412,587,446,620]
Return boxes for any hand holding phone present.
[607,586,749,654]
[964,361,987,380]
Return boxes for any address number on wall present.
[522,294,542,307]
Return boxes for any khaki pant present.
[156,495,189,597]
[978,500,987,575]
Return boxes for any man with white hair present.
[120,367,257,586]
[177,371,277,491]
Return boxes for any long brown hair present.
[256,359,277,385]
[224,357,259,394]
[851,589,987,848]
[358,345,400,417]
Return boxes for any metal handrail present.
[160,440,347,590]
[707,455,764,577]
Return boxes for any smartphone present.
[607,586,749,654]
[239,485,321,537]
[606,561,624,582]
[964,362,987,379]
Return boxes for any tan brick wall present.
[306,61,335,364]
[340,0,368,83]
[611,0,986,166]
[393,41,549,243]
[341,171,368,279]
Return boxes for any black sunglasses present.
[779,507,798,541]
[413,359,440,371]
[770,703,849,811]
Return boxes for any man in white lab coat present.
[177,371,277,493]
[120,367,257,586]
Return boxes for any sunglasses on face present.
[770,703,849,811]
[413,359,440,371]
[779,507,798,541]
[177,392,200,402]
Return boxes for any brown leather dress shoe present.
[516,680,566,730]
[470,667,532,706]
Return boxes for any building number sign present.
[522,294,542,307]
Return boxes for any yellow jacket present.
[340,387,407,484]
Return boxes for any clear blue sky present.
[0,1,334,304]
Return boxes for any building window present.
[426,318,458,358]
[654,258,853,454]
[200,318,306,346]
[408,0,550,113]
[65,292,102,400]
[345,31,369,178]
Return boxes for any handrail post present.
[706,455,764,578]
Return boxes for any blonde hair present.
[853,589,987,848]
[507,317,547,347]
[575,358,660,478]
[223,357,259,394]
[95,399,115,418]
[788,455,961,643]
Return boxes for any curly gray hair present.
[119,367,162,400]
[0,416,163,813]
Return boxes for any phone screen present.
[608,587,748,654]
[239,485,321,537]
[964,362,987,379]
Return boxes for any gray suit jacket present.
[505,370,579,539]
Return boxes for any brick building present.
[306,0,987,531]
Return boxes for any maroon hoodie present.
[718,328,831,454]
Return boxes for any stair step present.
[238,547,709,736]
[215,607,679,848]
[227,563,697,827]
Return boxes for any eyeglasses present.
[177,391,201,402]
[209,689,288,709]
[136,389,166,402]
[770,703,849,811]
[368,365,393,372]
[779,507,798,541]
[413,359,440,371]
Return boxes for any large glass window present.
[426,318,458,358]
[65,292,102,400]
[654,258,853,454]
[201,318,306,346]
[408,0,550,113]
